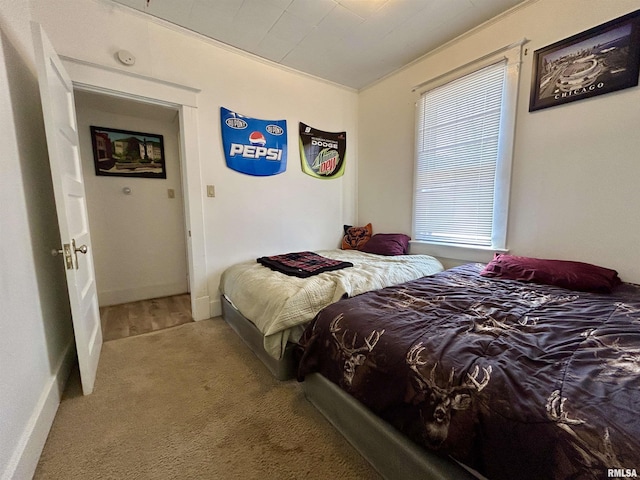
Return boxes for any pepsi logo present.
[249,131,267,146]
[266,124,284,136]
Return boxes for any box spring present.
[221,295,297,380]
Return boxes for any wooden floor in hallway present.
[100,293,193,341]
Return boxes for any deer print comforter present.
[297,263,640,480]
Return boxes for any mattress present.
[219,249,443,360]
[297,263,640,479]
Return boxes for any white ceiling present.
[109,0,528,90]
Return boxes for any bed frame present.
[302,373,484,480]
[223,294,483,478]
[221,295,298,380]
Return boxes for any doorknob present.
[51,240,88,270]
[51,243,74,270]
[72,239,88,270]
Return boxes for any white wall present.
[1,0,356,475]
[0,2,75,478]
[14,0,639,476]
[31,0,360,317]
[75,99,189,306]
[358,0,640,283]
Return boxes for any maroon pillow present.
[360,234,410,256]
[480,254,621,293]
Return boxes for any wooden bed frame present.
[302,373,484,480]
[221,295,298,380]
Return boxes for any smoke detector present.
[117,50,136,66]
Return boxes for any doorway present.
[73,90,192,337]
[60,55,210,322]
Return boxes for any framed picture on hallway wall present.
[529,9,640,112]
[90,126,166,178]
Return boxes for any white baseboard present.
[193,294,212,321]
[2,340,75,480]
[98,282,188,307]
[208,295,221,319]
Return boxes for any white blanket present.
[220,250,443,359]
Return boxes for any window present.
[413,45,521,250]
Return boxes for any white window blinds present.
[414,60,507,247]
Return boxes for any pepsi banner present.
[299,123,346,179]
[220,107,287,176]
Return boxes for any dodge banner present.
[299,123,346,179]
[220,107,287,176]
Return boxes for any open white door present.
[32,23,102,395]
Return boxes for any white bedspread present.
[219,249,443,359]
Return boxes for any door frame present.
[61,56,210,321]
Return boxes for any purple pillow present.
[480,254,621,293]
[360,233,410,256]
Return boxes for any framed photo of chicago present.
[90,126,166,178]
[529,9,640,112]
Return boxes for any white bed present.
[219,249,443,378]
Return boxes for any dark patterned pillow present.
[341,223,372,250]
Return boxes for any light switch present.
[168,188,175,199]
[207,185,215,197]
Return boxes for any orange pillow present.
[341,223,372,250]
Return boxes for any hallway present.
[100,294,192,341]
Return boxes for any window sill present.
[409,240,508,265]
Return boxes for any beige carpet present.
[35,318,381,480]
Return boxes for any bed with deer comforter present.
[297,263,640,480]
